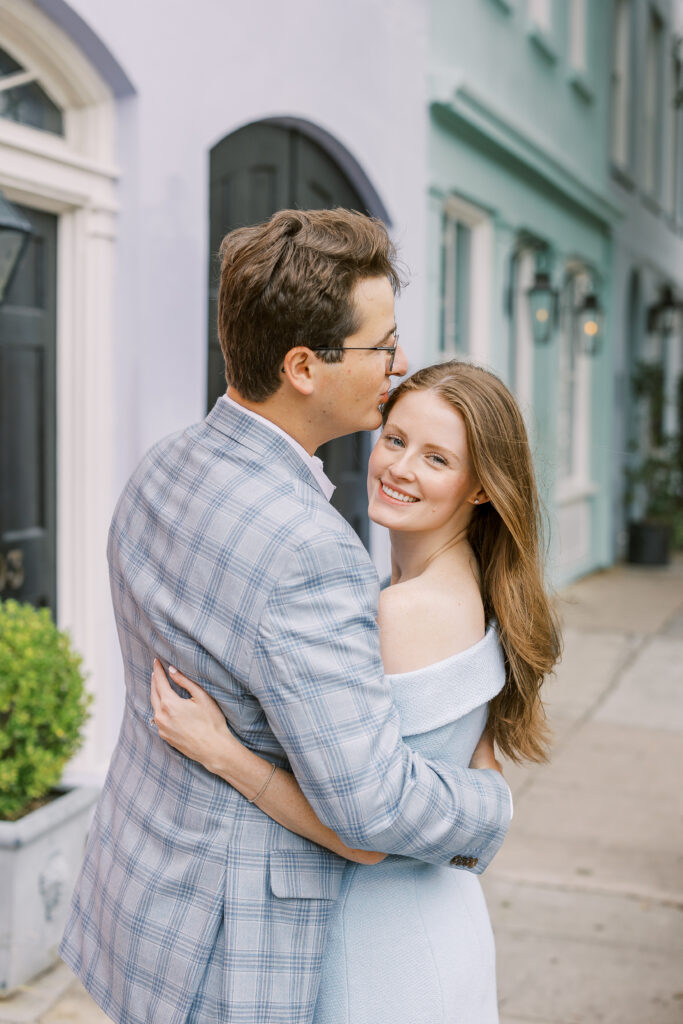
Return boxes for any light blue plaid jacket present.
[61,399,511,1024]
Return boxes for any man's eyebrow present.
[374,324,397,346]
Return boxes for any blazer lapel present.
[204,397,328,498]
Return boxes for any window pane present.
[440,214,471,356]
[667,54,682,216]
[557,273,591,482]
[454,223,471,354]
[611,0,631,167]
[0,46,63,136]
[0,47,22,78]
[643,9,663,195]
[510,249,535,424]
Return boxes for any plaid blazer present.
[61,399,511,1024]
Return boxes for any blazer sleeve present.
[248,530,511,873]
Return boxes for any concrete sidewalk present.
[484,557,683,1024]
[2,559,682,1024]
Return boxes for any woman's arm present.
[150,661,386,865]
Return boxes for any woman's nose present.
[388,450,415,479]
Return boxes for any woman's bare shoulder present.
[378,573,485,674]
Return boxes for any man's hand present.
[469,726,503,775]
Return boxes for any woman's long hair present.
[382,361,561,763]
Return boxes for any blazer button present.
[468,857,478,868]
[450,855,464,866]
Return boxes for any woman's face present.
[367,390,480,533]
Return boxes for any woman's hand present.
[469,726,503,775]
[150,659,385,863]
[150,660,239,773]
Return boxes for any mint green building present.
[426,0,620,584]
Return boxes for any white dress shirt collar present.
[221,395,335,501]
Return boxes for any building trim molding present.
[429,76,624,227]
[25,0,134,98]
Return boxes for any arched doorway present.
[0,0,132,776]
[208,119,389,548]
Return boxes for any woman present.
[151,360,561,1023]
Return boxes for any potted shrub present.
[625,363,682,566]
[0,599,98,993]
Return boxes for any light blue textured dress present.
[312,623,505,1024]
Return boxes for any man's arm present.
[248,532,511,873]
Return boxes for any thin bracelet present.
[248,763,277,804]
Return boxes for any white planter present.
[0,785,99,994]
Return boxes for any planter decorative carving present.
[0,785,99,994]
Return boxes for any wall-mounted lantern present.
[0,191,31,305]
[646,284,681,334]
[576,292,604,356]
[527,270,557,345]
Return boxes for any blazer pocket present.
[269,849,345,900]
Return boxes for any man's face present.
[317,276,408,438]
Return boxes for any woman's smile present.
[379,481,420,504]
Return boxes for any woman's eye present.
[428,454,447,466]
[385,434,404,447]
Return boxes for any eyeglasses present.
[317,333,399,372]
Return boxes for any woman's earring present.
[474,498,480,504]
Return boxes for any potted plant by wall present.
[625,438,682,564]
[0,599,97,993]
[624,360,682,566]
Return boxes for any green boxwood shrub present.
[0,599,92,821]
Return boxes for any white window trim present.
[611,0,633,173]
[528,0,552,33]
[511,248,536,430]
[556,267,593,499]
[643,6,664,199]
[441,194,493,365]
[665,45,682,218]
[568,0,587,72]
[0,0,121,783]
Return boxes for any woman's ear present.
[281,347,315,396]
[471,488,490,506]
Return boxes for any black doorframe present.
[0,204,58,614]
[259,117,392,227]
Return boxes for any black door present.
[0,206,57,613]
[208,122,372,546]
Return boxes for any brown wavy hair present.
[383,361,561,763]
[218,208,403,401]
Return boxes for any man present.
[61,209,511,1024]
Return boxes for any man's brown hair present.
[217,208,402,401]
